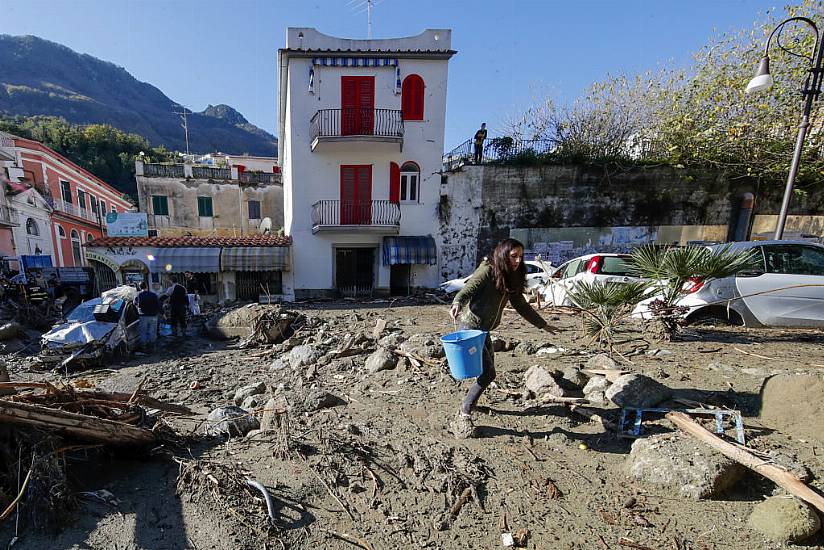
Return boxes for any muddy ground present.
[2,300,824,550]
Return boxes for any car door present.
[122,302,142,350]
[736,244,824,327]
[553,259,583,306]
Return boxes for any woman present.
[450,238,559,438]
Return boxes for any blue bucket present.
[440,329,487,380]
[159,322,172,337]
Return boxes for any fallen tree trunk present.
[0,399,155,446]
[666,411,824,515]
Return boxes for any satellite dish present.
[259,217,273,234]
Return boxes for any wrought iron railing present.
[311,200,401,228]
[192,166,231,180]
[311,109,404,141]
[239,171,281,185]
[143,163,185,178]
[0,206,19,226]
[442,137,557,171]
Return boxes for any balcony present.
[239,171,280,185]
[0,206,19,227]
[48,198,103,224]
[192,166,231,180]
[310,109,404,152]
[311,200,400,234]
[143,163,185,178]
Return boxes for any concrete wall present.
[439,164,824,279]
[281,28,451,296]
[136,176,284,237]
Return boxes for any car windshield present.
[600,256,633,276]
[67,299,124,323]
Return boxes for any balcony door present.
[340,165,372,225]
[341,76,374,136]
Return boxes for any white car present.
[541,254,638,306]
[438,260,552,294]
[633,240,824,327]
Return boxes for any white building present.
[277,28,454,299]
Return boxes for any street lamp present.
[745,16,824,240]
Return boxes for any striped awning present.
[151,247,221,273]
[312,57,398,67]
[220,247,291,272]
[383,236,437,266]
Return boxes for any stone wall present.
[438,164,824,279]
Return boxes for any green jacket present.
[452,262,547,331]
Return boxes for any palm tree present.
[628,244,758,340]
[566,280,650,354]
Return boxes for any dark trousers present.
[461,330,495,414]
[170,305,187,336]
[473,143,483,164]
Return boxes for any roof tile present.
[85,235,292,248]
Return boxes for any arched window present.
[87,233,94,242]
[57,225,66,238]
[400,161,420,203]
[71,230,82,267]
[26,218,39,236]
[401,74,424,121]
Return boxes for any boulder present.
[747,496,821,543]
[515,342,538,357]
[606,374,671,408]
[289,345,322,368]
[524,365,567,397]
[378,332,406,349]
[240,394,267,410]
[233,381,266,406]
[627,433,744,499]
[586,353,617,370]
[583,376,609,396]
[206,406,259,437]
[558,366,588,390]
[300,389,346,412]
[400,334,444,359]
[365,347,397,374]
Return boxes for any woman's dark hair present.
[490,238,526,294]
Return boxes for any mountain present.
[0,35,276,156]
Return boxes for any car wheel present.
[687,307,744,327]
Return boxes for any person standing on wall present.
[134,281,160,352]
[473,123,487,164]
[166,276,189,338]
[449,238,560,438]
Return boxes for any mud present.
[1,302,823,549]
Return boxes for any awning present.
[383,236,437,266]
[151,247,221,273]
[220,247,291,272]
[311,57,398,67]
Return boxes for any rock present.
[450,412,475,439]
[586,391,608,406]
[206,406,259,437]
[365,347,397,374]
[378,332,406,349]
[559,366,588,390]
[270,358,287,371]
[400,334,444,359]
[583,376,609,396]
[515,342,538,357]
[646,348,673,358]
[289,345,323,368]
[241,394,267,410]
[524,365,567,397]
[748,496,821,543]
[491,335,515,352]
[606,374,671,408]
[233,381,266,405]
[536,346,566,356]
[586,353,617,370]
[260,396,288,433]
[300,389,346,412]
[627,433,744,499]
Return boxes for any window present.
[60,181,72,204]
[100,200,106,217]
[401,74,425,121]
[152,195,169,216]
[57,225,66,238]
[111,205,117,214]
[87,233,94,242]
[399,161,420,203]
[26,218,39,236]
[762,244,824,276]
[71,230,82,266]
[561,260,582,279]
[89,195,98,216]
[77,189,86,210]
[197,196,213,217]
[248,200,261,220]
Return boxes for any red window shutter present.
[402,75,424,121]
[389,162,400,203]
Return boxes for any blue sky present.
[5,0,779,149]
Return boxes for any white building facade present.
[278,28,454,298]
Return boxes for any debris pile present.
[205,303,304,347]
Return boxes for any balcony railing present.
[311,200,400,233]
[0,205,19,226]
[311,109,404,142]
[143,163,185,178]
[192,166,231,180]
[239,171,280,185]
[48,198,103,224]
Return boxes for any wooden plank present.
[666,411,824,514]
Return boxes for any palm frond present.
[567,280,650,310]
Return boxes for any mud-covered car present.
[39,297,141,368]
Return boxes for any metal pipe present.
[245,478,276,524]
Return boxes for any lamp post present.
[745,16,824,240]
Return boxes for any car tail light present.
[586,256,601,274]
[683,277,704,294]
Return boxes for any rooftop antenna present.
[348,0,382,38]
[172,105,191,156]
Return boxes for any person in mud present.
[166,276,189,337]
[449,238,560,438]
[134,281,160,352]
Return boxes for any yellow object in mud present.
[578,443,589,451]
